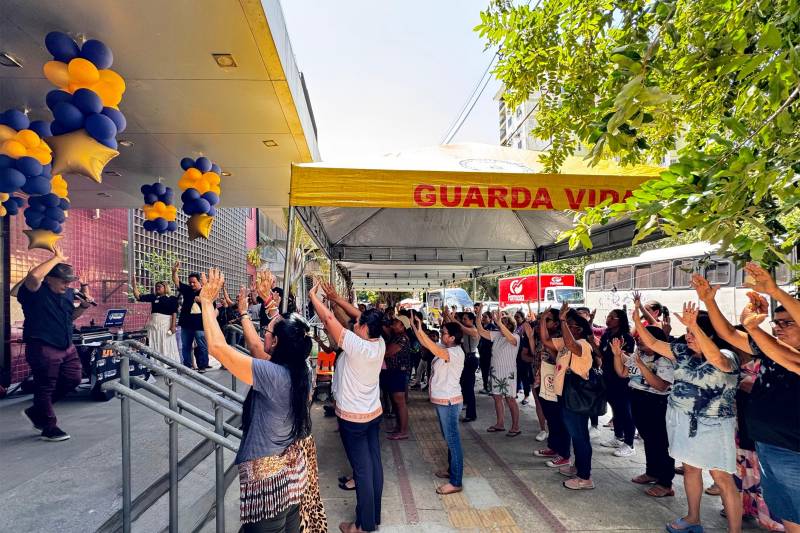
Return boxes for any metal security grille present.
[132,208,248,295]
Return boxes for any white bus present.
[583,242,796,335]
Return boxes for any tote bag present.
[539,360,557,402]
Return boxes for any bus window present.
[672,259,694,288]
[603,266,632,290]
[634,261,670,289]
[705,261,731,286]
[587,270,602,291]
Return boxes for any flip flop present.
[506,430,522,437]
[387,433,408,441]
[631,474,658,485]
[665,517,704,533]
[338,475,351,484]
[338,481,356,491]
[486,426,505,433]
[646,485,675,498]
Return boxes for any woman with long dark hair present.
[132,277,180,364]
[599,308,636,456]
[198,269,326,533]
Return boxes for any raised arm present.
[411,315,449,360]
[558,303,584,356]
[692,274,751,353]
[321,281,361,320]
[493,311,518,345]
[539,313,556,351]
[634,353,671,392]
[237,286,269,360]
[610,337,629,378]
[474,305,491,340]
[632,305,673,359]
[171,261,181,288]
[198,269,254,385]
[310,279,345,346]
[633,290,660,327]
[746,262,800,325]
[131,274,141,301]
[23,244,67,292]
[675,302,733,371]
[741,296,800,375]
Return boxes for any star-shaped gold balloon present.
[48,130,119,183]
[24,229,63,252]
[187,214,214,240]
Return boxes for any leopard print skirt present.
[297,436,327,533]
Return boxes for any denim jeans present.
[540,397,570,460]
[756,441,800,524]
[338,416,383,531]
[561,403,593,480]
[435,402,464,487]
[179,328,208,368]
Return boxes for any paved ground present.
[0,370,756,532]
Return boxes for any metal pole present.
[472,273,477,302]
[214,404,225,533]
[536,251,542,313]
[168,380,178,533]
[282,206,296,313]
[120,354,132,533]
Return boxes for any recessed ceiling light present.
[103,170,122,177]
[118,139,134,148]
[97,192,112,198]
[262,139,278,148]
[0,52,22,68]
[212,53,237,68]
[221,171,232,177]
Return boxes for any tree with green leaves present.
[477,0,799,271]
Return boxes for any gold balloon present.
[43,60,69,88]
[187,214,214,240]
[67,58,100,85]
[48,130,119,183]
[23,229,63,252]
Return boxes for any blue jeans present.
[562,404,592,480]
[179,328,208,368]
[435,402,464,487]
[756,441,800,524]
[338,416,383,531]
[540,397,570,460]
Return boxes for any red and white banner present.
[498,274,576,305]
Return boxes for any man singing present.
[18,245,94,441]
[172,261,209,372]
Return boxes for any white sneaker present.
[588,426,602,440]
[535,430,548,442]
[601,436,623,448]
[613,444,636,457]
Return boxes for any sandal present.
[665,518,703,533]
[337,475,351,484]
[646,485,675,498]
[338,480,356,491]
[506,430,522,437]
[434,470,450,479]
[631,474,658,485]
[704,484,721,496]
[436,484,463,495]
[387,433,408,441]
[486,426,505,433]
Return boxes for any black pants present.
[630,388,674,488]
[539,397,570,459]
[607,380,636,446]
[460,354,479,419]
[516,360,533,397]
[478,349,492,391]
[240,504,300,533]
[338,416,383,531]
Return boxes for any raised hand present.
[522,321,533,336]
[237,286,248,315]
[199,268,224,303]
[590,309,597,323]
[744,262,778,295]
[661,312,672,336]
[172,261,180,272]
[740,297,768,330]
[690,274,719,302]
[632,290,643,306]
[610,337,624,357]
[746,290,769,315]
[673,301,699,328]
[559,301,570,321]
[320,280,339,301]
[254,270,275,302]
[52,243,68,263]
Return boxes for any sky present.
[281,0,502,161]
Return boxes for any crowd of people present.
[15,243,799,533]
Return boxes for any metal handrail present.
[103,339,250,533]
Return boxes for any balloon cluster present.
[24,193,70,234]
[0,109,54,197]
[141,182,178,234]
[0,194,24,217]
[42,32,125,183]
[178,157,222,240]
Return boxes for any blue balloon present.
[45,31,80,63]
[79,39,113,69]
[167,221,178,232]
[0,155,13,168]
[28,120,52,138]
[195,157,212,173]
[27,195,42,207]
[52,223,64,234]
[143,193,158,204]
[85,113,117,142]
[41,163,52,176]
[182,204,194,215]
[210,163,221,175]
[207,206,217,217]
[0,167,26,192]
[181,188,201,202]
[50,121,68,136]
[46,90,73,112]
[45,207,66,223]
[25,211,44,228]
[143,220,155,231]
[15,156,43,178]
[72,88,103,115]
[194,198,211,214]
[140,184,152,195]
[59,198,70,210]
[180,157,195,171]
[154,218,168,231]
[101,107,126,133]
[153,182,166,196]
[201,191,219,206]
[42,193,61,208]
[99,137,118,150]
[22,176,51,195]
[2,109,29,131]
[53,102,84,132]
[41,218,59,232]
[4,199,21,215]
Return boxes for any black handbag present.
[562,365,607,417]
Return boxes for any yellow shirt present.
[552,337,593,396]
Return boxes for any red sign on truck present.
[498,274,576,305]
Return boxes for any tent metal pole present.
[472,273,477,302]
[536,249,542,313]
[282,207,296,313]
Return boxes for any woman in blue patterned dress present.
[634,300,742,533]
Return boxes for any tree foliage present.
[477,0,800,270]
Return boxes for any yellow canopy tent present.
[284,143,663,295]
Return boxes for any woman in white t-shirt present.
[310,280,386,533]
[411,316,466,495]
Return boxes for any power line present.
[440,52,498,144]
